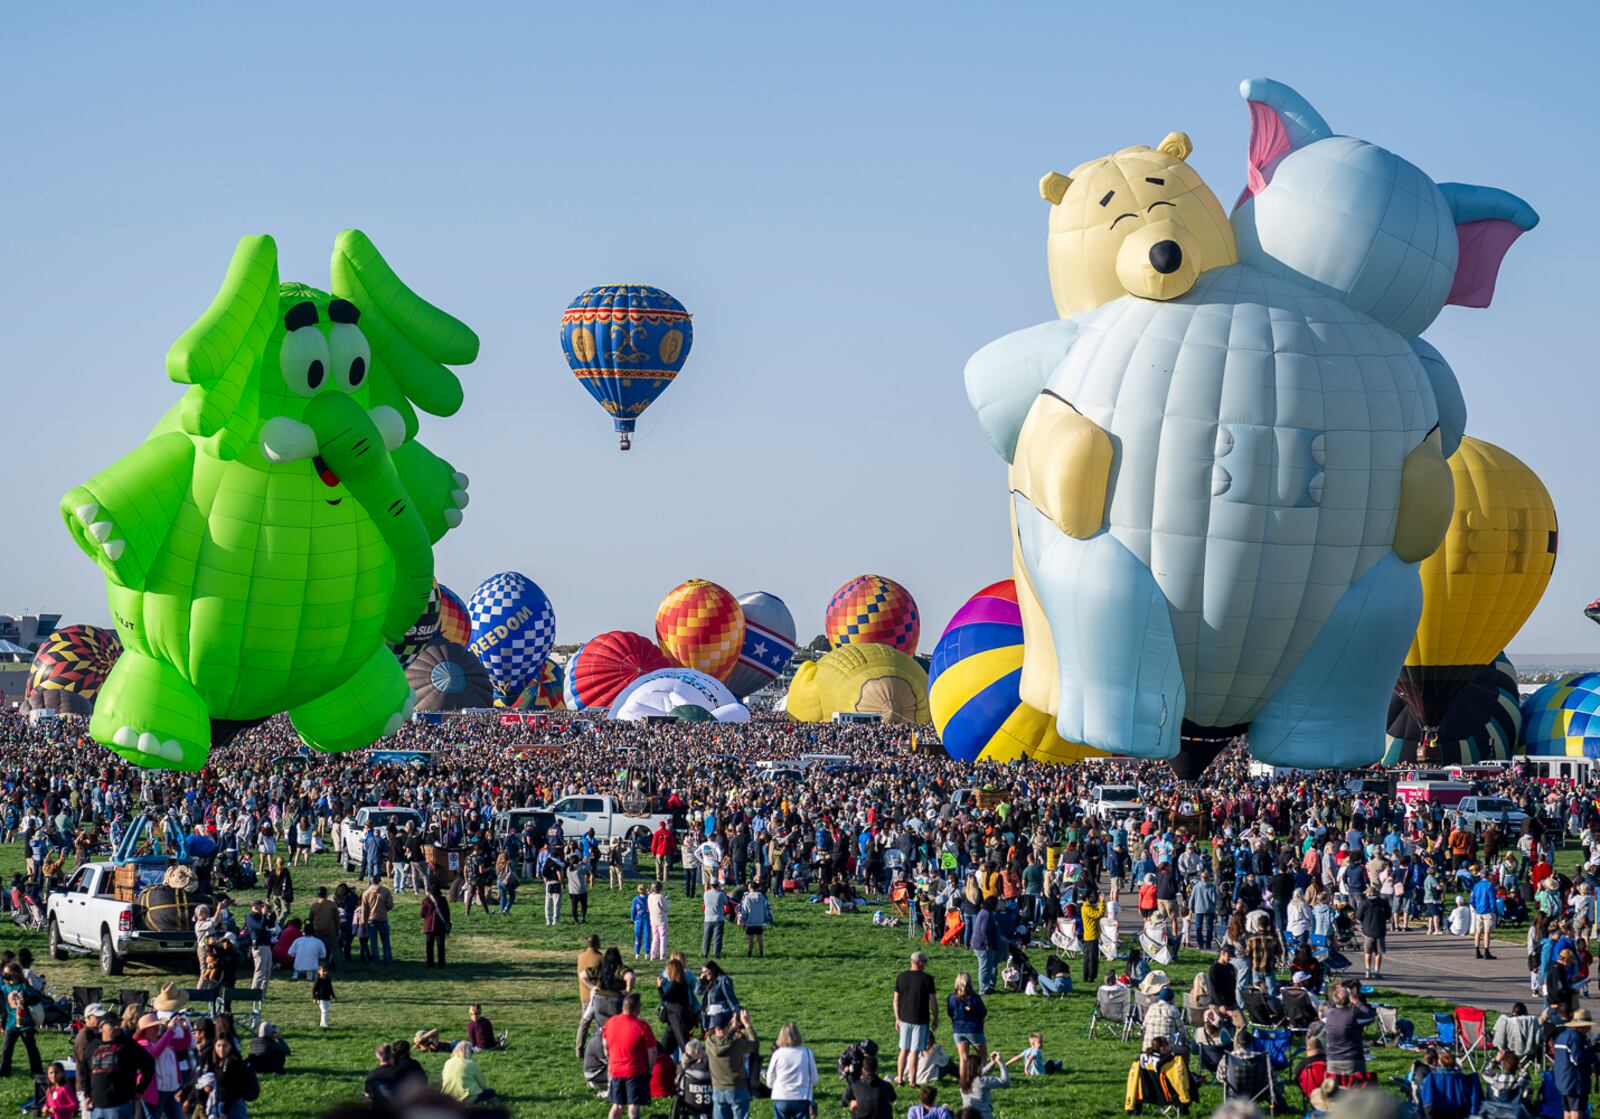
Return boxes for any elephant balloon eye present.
[329,323,372,393]
[280,326,332,398]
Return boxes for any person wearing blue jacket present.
[1551,1008,1594,1119]
[1417,1050,1482,1118]
[969,897,1000,995]
[630,885,650,958]
[1470,872,1500,960]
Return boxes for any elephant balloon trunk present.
[302,392,433,641]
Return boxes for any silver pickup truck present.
[47,862,196,976]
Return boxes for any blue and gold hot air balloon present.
[561,285,692,450]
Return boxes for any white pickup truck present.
[336,806,427,872]
[550,795,672,850]
[1083,785,1143,823]
[1455,796,1528,834]
[47,862,196,976]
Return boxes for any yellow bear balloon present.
[1039,131,1238,317]
[1396,436,1557,730]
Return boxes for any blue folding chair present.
[1251,1026,1295,1071]
[1427,1012,1457,1049]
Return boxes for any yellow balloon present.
[1399,436,1557,725]
[786,644,929,725]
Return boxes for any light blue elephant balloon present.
[966,79,1537,770]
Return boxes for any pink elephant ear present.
[1235,79,1332,209]
[1438,183,1540,308]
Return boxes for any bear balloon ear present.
[1156,132,1193,161]
[1235,78,1333,208]
[1039,172,1072,206]
[1437,183,1540,309]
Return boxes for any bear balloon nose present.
[1149,240,1183,274]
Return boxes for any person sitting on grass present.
[466,1004,508,1052]
[441,1040,495,1105]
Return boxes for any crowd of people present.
[2,706,1600,1117]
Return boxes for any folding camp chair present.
[1373,1005,1404,1047]
[1429,1012,1457,1049]
[222,987,265,1031]
[1134,989,1157,1024]
[1181,992,1209,1028]
[118,989,149,1014]
[1309,931,1347,980]
[1126,1051,1192,1116]
[70,986,103,1018]
[1220,1049,1276,1110]
[1282,988,1318,1033]
[1242,986,1287,1027]
[1088,984,1137,1041]
[1455,1006,1488,1072]
[1251,1027,1295,1072]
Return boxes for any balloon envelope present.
[1398,437,1557,729]
[436,583,471,647]
[25,625,122,713]
[724,592,798,699]
[567,631,671,711]
[560,284,692,449]
[467,572,557,703]
[1385,653,1521,765]
[1521,673,1600,758]
[929,580,1103,764]
[788,644,929,725]
[406,641,493,712]
[825,574,920,653]
[656,579,745,681]
[609,668,747,723]
[507,659,565,711]
[391,583,442,666]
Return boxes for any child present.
[907,1084,953,1119]
[631,885,650,958]
[1005,1032,1060,1076]
[311,963,334,1029]
[42,1062,74,1119]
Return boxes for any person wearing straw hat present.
[1552,1007,1595,1119]
[151,985,190,1015]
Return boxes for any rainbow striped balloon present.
[929,580,1103,765]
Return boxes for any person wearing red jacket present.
[651,823,678,883]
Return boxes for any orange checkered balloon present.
[655,579,746,682]
[825,574,921,653]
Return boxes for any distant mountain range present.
[1509,652,1600,679]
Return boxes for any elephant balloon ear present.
[165,235,279,455]
[330,230,480,420]
[1437,183,1540,309]
[1235,78,1332,207]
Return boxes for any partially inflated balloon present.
[1521,673,1600,758]
[436,583,471,647]
[468,572,557,703]
[391,583,442,666]
[507,659,565,711]
[825,575,920,653]
[929,581,1102,764]
[1398,437,1557,731]
[788,644,929,725]
[24,625,123,715]
[407,641,492,712]
[561,285,692,450]
[610,668,747,722]
[1386,653,1520,765]
[567,631,671,710]
[1586,598,1600,627]
[724,592,797,699]
[656,580,744,681]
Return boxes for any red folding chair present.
[1455,1006,1488,1072]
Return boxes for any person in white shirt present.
[647,883,670,960]
[289,930,328,979]
[1447,895,1473,937]
[762,1021,819,1117]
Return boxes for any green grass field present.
[0,852,1467,1117]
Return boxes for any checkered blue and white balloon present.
[466,572,556,702]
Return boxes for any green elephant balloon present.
[60,230,478,771]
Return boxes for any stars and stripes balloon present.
[467,572,557,704]
[655,579,745,681]
[825,574,920,653]
[567,631,672,711]
[561,284,692,451]
[724,591,797,699]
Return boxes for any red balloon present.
[569,631,671,710]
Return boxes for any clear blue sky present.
[5,2,1596,657]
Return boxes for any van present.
[495,807,557,840]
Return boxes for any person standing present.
[306,887,340,970]
[543,845,566,926]
[567,847,592,925]
[651,821,677,883]
[602,993,657,1119]
[420,884,451,969]
[245,900,276,994]
[361,875,394,965]
[1189,877,1218,950]
[892,952,938,1086]
[1357,887,1391,981]
[647,882,671,960]
[84,1018,154,1119]
[702,882,728,959]
[1471,868,1500,961]
[1080,890,1106,983]
[631,886,651,959]
[1553,1007,1594,1119]
[739,881,772,958]
[0,962,42,1079]
[704,1009,758,1119]
[968,896,1000,995]
[763,1022,819,1119]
